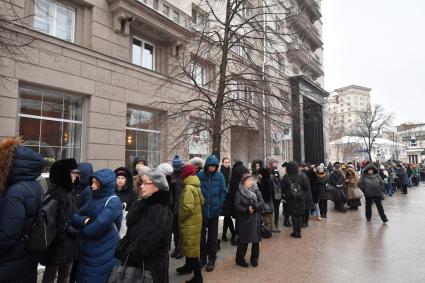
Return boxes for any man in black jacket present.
[220,157,236,245]
[266,158,282,233]
[329,162,346,213]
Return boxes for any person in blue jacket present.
[75,162,94,209]
[72,169,123,283]
[197,155,227,272]
[0,137,44,283]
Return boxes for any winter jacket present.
[315,172,332,201]
[235,183,264,244]
[72,169,123,283]
[197,155,227,219]
[170,168,184,215]
[40,158,80,266]
[359,164,385,198]
[307,170,319,203]
[396,167,409,186]
[220,165,231,187]
[115,167,137,211]
[329,170,346,188]
[224,162,248,216]
[76,162,93,209]
[281,171,311,216]
[179,176,204,258]
[258,168,274,204]
[345,168,360,200]
[0,145,44,283]
[268,168,282,200]
[116,191,172,283]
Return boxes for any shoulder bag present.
[108,254,153,283]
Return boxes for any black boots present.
[205,257,216,272]
[171,247,182,259]
[290,232,301,238]
[176,265,192,275]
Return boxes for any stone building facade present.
[0,0,326,170]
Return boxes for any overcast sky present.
[321,0,425,125]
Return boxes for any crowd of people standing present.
[1,136,423,283]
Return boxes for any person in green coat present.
[176,164,204,283]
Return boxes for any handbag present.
[262,200,274,214]
[108,255,153,283]
[260,222,272,239]
[352,187,364,199]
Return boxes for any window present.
[188,126,211,160]
[132,37,155,70]
[162,4,169,17]
[240,1,252,19]
[126,108,161,168]
[34,0,75,42]
[193,63,206,86]
[152,0,159,10]
[172,10,180,23]
[18,85,83,171]
[192,8,205,30]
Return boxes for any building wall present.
[1,0,325,169]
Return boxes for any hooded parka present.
[179,175,204,258]
[359,164,385,198]
[197,155,227,219]
[40,158,80,266]
[72,169,123,283]
[0,139,44,283]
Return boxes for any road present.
[170,184,425,283]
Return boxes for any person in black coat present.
[114,167,137,211]
[41,158,80,283]
[235,173,264,268]
[316,167,331,218]
[229,160,249,236]
[170,155,184,258]
[220,157,236,245]
[329,162,346,213]
[116,168,173,283]
[280,161,311,239]
[257,167,274,231]
[0,138,44,283]
[302,164,316,226]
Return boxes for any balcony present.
[107,0,191,43]
[287,10,323,51]
[287,42,323,79]
[295,0,322,23]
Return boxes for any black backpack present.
[288,175,304,200]
[22,183,59,253]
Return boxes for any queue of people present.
[2,135,418,283]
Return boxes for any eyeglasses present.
[71,170,80,175]
[139,181,154,187]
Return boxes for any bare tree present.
[354,104,393,161]
[154,0,316,158]
[0,0,34,71]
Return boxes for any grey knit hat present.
[146,167,169,191]
[158,163,174,176]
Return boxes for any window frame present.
[17,85,84,168]
[33,0,76,43]
[132,36,156,71]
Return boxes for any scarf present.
[239,183,258,203]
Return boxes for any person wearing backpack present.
[40,159,80,283]
[280,161,311,239]
[72,169,123,283]
[0,137,44,283]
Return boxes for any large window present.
[188,126,210,160]
[34,0,75,42]
[193,63,206,86]
[18,86,83,171]
[126,108,161,168]
[132,38,155,70]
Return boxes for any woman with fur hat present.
[280,161,311,238]
[0,137,44,283]
[116,167,173,283]
[345,167,361,210]
[41,158,80,283]
[72,169,123,282]
[359,164,388,223]
[176,164,204,283]
[235,173,265,268]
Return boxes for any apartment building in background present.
[327,85,371,140]
[0,0,327,170]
